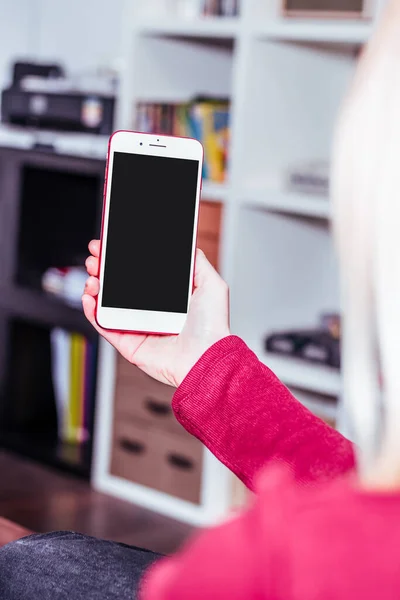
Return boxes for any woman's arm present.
[173,336,355,490]
[83,243,354,488]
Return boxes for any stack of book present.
[142,0,238,18]
[136,98,230,182]
[201,0,239,16]
[51,329,97,445]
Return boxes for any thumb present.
[194,248,221,289]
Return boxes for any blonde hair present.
[332,0,400,486]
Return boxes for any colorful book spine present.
[188,102,208,179]
[51,330,96,446]
[208,105,230,182]
[83,339,96,440]
[135,99,231,183]
[65,333,84,443]
[201,0,238,16]
[50,328,70,440]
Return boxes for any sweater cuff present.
[172,335,250,422]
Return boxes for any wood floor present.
[0,451,193,555]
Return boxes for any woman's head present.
[332,0,400,486]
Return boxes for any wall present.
[34,0,126,74]
[0,0,126,89]
[0,0,38,87]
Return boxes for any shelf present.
[249,340,341,397]
[0,286,95,338]
[254,19,372,45]
[136,17,240,39]
[0,432,91,478]
[202,181,228,203]
[241,188,330,219]
[136,16,371,44]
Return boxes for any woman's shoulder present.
[250,465,400,599]
[254,462,400,516]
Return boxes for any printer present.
[1,61,115,136]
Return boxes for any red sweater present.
[142,336,400,599]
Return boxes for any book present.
[135,98,231,183]
[51,330,96,446]
[220,0,238,16]
[50,328,70,439]
[200,0,238,15]
[65,332,85,443]
[83,338,97,439]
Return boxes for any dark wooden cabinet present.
[0,147,104,477]
[0,145,222,485]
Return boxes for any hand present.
[82,240,230,387]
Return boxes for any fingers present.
[85,240,100,276]
[88,239,100,257]
[82,293,98,327]
[84,275,99,297]
[85,255,99,277]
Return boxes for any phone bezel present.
[96,130,203,335]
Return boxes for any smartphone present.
[96,130,203,335]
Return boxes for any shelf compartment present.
[0,318,97,479]
[130,35,234,120]
[16,164,101,290]
[235,37,356,190]
[231,208,340,396]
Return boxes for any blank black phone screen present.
[101,151,200,313]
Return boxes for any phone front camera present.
[140,142,143,146]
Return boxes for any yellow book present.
[65,333,85,443]
[203,104,229,183]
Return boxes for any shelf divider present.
[0,285,95,338]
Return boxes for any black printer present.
[1,61,115,136]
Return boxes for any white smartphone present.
[96,130,203,335]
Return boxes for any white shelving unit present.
[241,187,331,219]
[253,343,341,398]
[255,19,373,43]
[137,16,240,38]
[93,0,382,525]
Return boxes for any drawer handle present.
[119,438,145,455]
[167,453,194,471]
[144,397,171,417]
